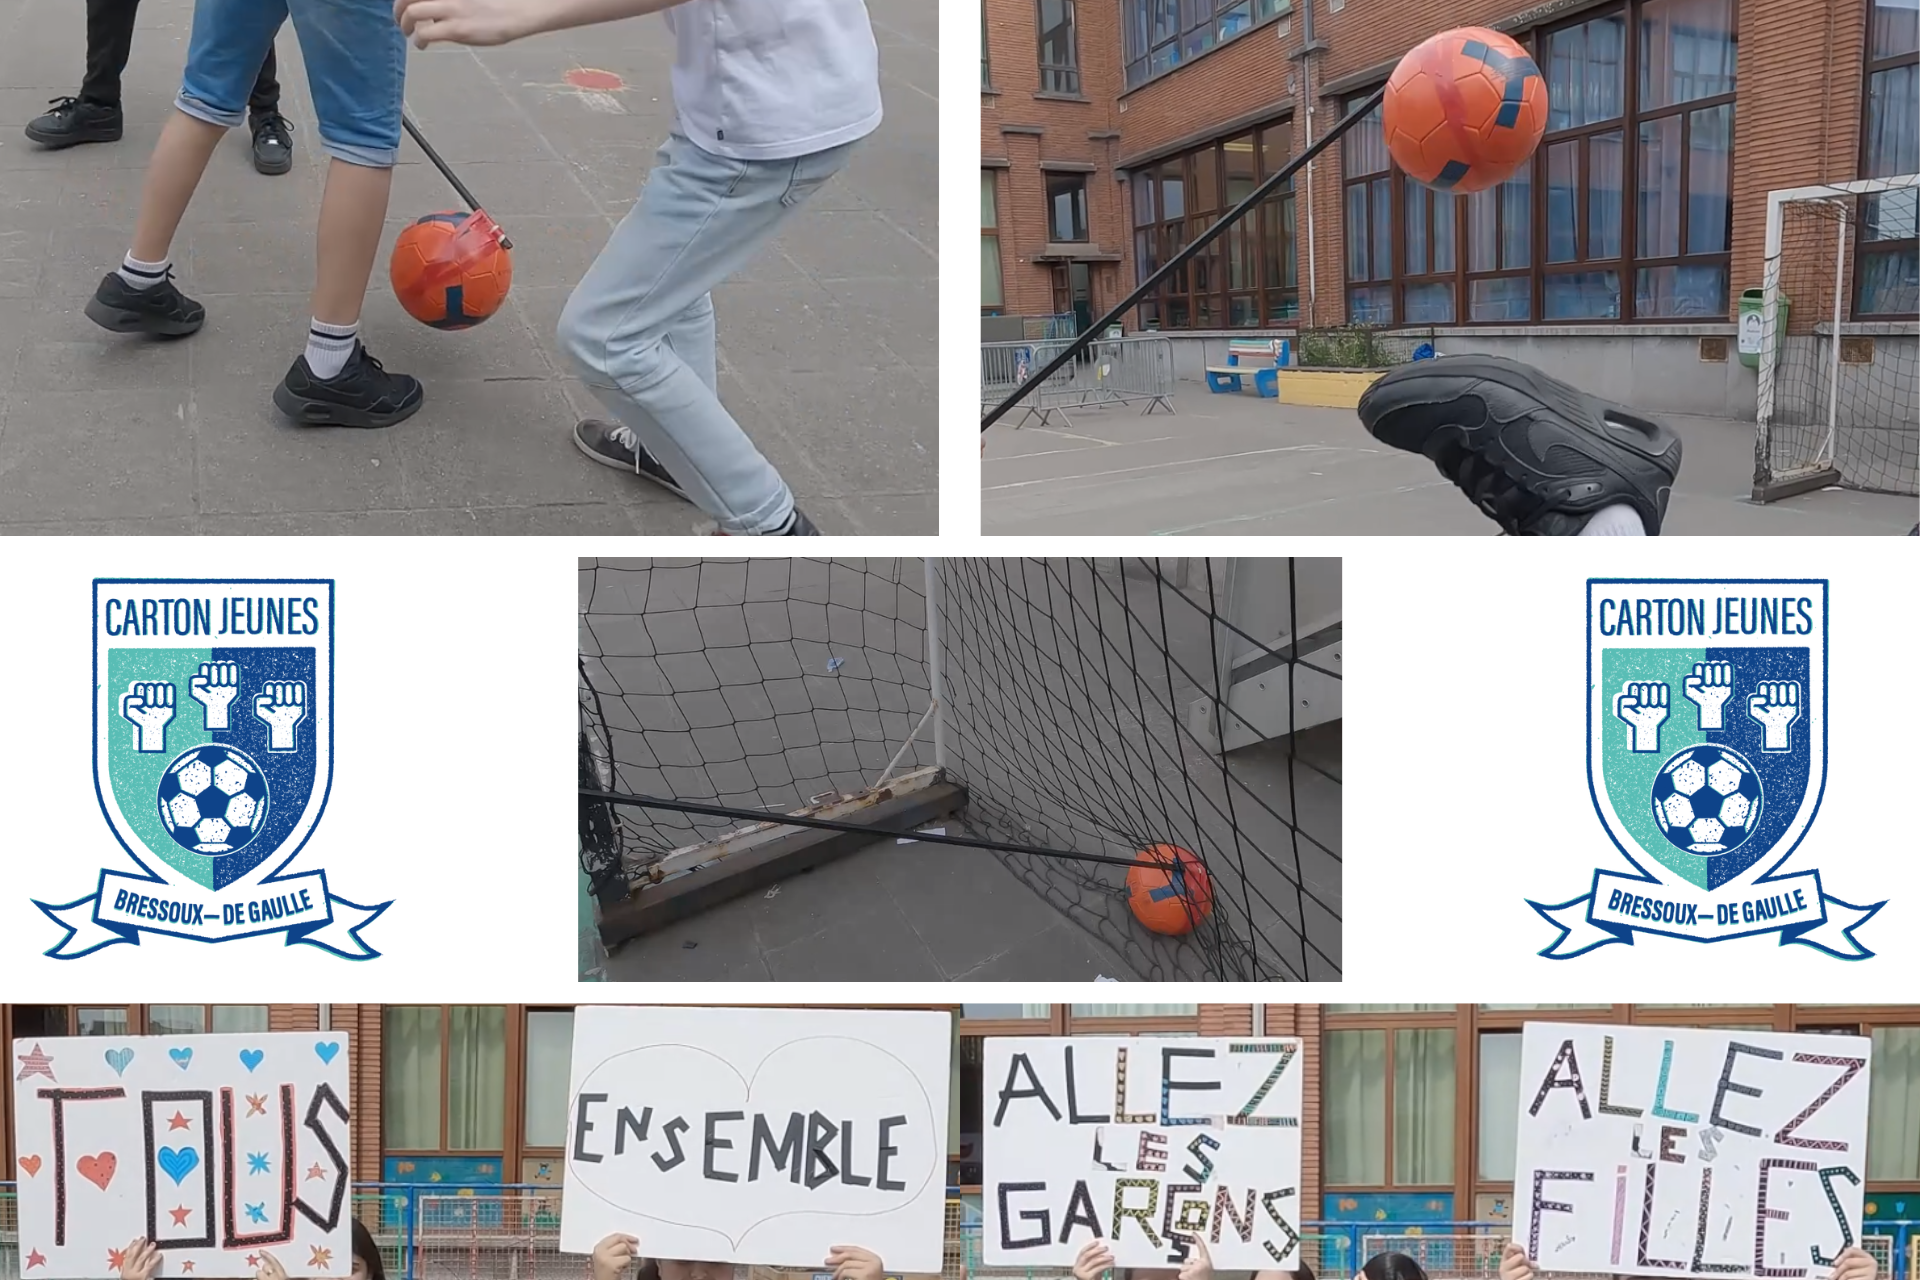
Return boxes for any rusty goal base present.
[596,767,968,947]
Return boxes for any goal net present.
[1753,175,1919,502]
[578,557,1343,981]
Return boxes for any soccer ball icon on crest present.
[157,746,271,855]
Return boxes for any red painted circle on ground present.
[565,68,624,91]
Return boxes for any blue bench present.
[1206,337,1289,398]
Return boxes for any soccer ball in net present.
[1650,745,1762,856]
[157,746,270,855]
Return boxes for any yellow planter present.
[1277,368,1387,409]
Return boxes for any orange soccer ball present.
[389,210,513,329]
[1126,843,1214,936]
[1382,27,1548,194]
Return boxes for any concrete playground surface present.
[982,384,1919,536]
[0,0,936,534]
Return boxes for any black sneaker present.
[573,418,692,501]
[84,271,206,337]
[249,111,293,175]
[25,96,122,148]
[273,342,423,428]
[1357,353,1682,536]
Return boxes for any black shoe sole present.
[25,120,122,148]
[84,294,204,337]
[253,148,292,176]
[273,381,424,429]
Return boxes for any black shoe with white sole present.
[1357,353,1682,536]
[84,271,206,337]
[273,342,423,429]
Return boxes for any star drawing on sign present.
[310,1247,334,1270]
[16,1044,56,1082]
[26,1251,46,1271]
[246,1203,268,1224]
[246,1094,268,1117]
[247,1258,261,1269]
[108,1248,127,1272]
[247,1152,271,1175]
[168,1111,193,1131]
[183,1263,196,1273]
[170,1206,193,1227]
[307,1163,328,1181]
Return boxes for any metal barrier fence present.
[980,337,1175,428]
[0,1186,971,1280]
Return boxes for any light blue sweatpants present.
[557,130,856,533]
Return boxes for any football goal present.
[1751,174,1919,502]
[578,557,1343,981]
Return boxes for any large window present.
[983,172,1005,311]
[523,1009,574,1149]
[1037,0,1080,95]
[1133,125,1297,329]
[1858,0,1919,315]
[383,1005,507,1152]
[1046,173,1089,242]
[1344,102,1395,324]
[1122,0,1290,88]
[1324,1023,1457,1186]
[1341,0,1735,326]
[147,1006,270,1035]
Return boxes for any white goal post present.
[1753,173,1920,502]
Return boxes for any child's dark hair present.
[352,1220,387,1280]
[1361,1253,1427,1280]
[1293,1261,1317,1280]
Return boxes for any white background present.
[11,1031,353,1277]
[559,1006,952,1271]
[981,1036,1304,1268]
[1512,1022,1871,1278]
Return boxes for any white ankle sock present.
[1579,503,1648,536]
[305,319,359,380]
[118,253,169,291]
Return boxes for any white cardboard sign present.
[557,1006,951,1272]
[981,1036,1304,1269]
[1514,1022,1872,1280]
[10,1032,353,1278]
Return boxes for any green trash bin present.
[1737,288,1790,368]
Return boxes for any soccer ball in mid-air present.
[1650,745,1762,855]
[1382,27,1549,193]
[157,746,270,855]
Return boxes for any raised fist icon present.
[189,661,240,730]
[253,680,307,753]
[1682,661,1734,730]
[1747,680,1801,753]
[120,681,176,753]
[1613,680,1669,754]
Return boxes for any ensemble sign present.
[982,1036,1304,1269]
[1513,1022,1871,1279]
[557,1006,951,1272]
[11,1032,353,1277]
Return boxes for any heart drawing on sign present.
[157,1147,200,1185]
[315,1042,340,1064]
[105,1048,135,1076]
[169,1048,193,1069]
[240,1049,265,1072]
[78,1153,117,1190]
[19,1155,42,1177]
[568,1036,939,1251]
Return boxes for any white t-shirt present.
[662,0,884,161]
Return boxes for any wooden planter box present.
[1278,367,1388,409]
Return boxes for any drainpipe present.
[1297,0,1319,326]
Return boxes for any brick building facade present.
[982,0,1918,339]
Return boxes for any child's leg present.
[79,0,141,108]
[557,132,856,534]
[131,0,287,260]
[267,0,422,427]
[285,0,405,326]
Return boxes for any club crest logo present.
[36,579,388,959]
[1531,578,1881,959]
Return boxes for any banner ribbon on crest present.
[1531,866,1881,960]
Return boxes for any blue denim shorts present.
[177,0,406,167]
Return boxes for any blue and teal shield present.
[83,579,335,944]
[1534,578,1876,958]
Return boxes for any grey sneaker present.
[573,418,691,501]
